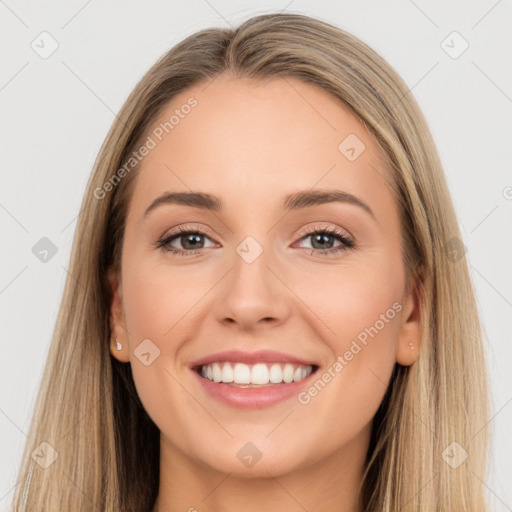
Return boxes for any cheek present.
[291,307,399,465]
[299,250,403,352]
[118,258,191,420]
[295,254,402,420]
[122,257,205,343]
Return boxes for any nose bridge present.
[213,228,290,328]
[231,232,277,301]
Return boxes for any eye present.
[294,224,355,256]
[154,223,355,257]
[155,226,216,256]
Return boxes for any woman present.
[12,12,489,512]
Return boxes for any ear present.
[106,266,130,362]
[396,266,424,366]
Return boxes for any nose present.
[213,247,291,332]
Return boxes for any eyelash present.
[154,224,355,257]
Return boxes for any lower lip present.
[192,368,317,409]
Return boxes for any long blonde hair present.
[12,12,489,511]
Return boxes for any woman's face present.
[108,74,421,477]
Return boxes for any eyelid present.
[160,223,218,241]
[297,223,354,242]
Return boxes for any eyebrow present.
[143,189,375,220]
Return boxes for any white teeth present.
[269,363,282,383]
[198,361,314,385]
[283,364,294,383]
[212,363,222,382]
[251,363,269,385]
[221,362,234,383]
[233,363,251,384]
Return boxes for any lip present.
[190,349,318,368]
[191,366,318,409]
[189,350,319,409]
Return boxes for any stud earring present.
[114,339,122,351]
[408,341,415,350]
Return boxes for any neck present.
[152,426,370,512]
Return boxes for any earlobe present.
[396,337,419,366]
[396,266,424,366]
[110,337,128,361]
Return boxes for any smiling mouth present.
[194,362,319,387]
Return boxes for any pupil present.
[312,234,334,249]
[183,234,203,250]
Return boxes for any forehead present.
[127,75,396,222]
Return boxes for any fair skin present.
[108,74,422,512]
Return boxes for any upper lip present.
[190,350,318,369]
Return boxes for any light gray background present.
[1,1,511,510]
